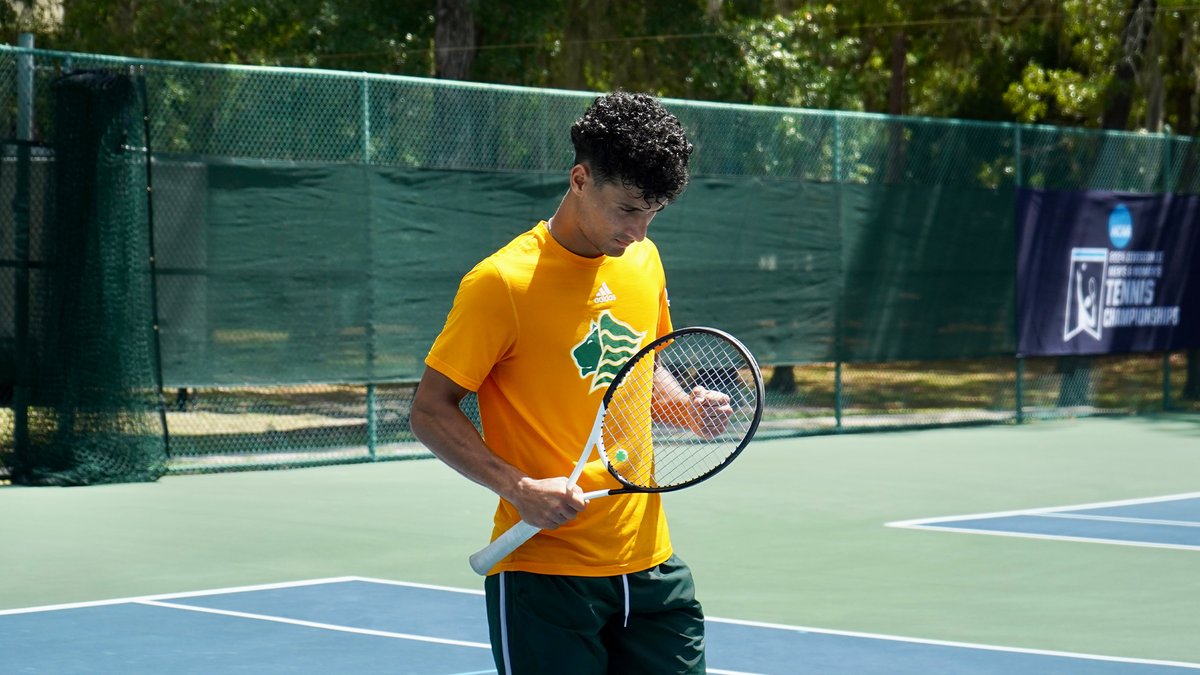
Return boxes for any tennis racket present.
[468,326,764,575]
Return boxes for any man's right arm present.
[410,367,586,530]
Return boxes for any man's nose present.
[629,215,652,241]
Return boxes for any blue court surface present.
[3,577,1197,674]
[887,492,1200,551]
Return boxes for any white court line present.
[705,616,1200,670]
[887,492,1200,529]
[0,576,363,616]
[0,577,767,673]
[136,599,491,649]
[351,575,486,595]
[885,492,1200,552]
[4,576,1199,670]
[886,525,1200,551]
[346,578,1200,670]
[441,662,758,667]
[1036,513,1200,528]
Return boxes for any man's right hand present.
[509,476,588,530]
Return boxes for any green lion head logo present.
[571,311,646,393]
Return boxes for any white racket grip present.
[469,519,541,575]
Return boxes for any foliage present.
[1004,64,1103,124]
[728,5,868,110]
[40,0,436,73]
[9,0,1200,132]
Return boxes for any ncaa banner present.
[1016,188,1200,356]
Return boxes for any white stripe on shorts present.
[499,572,513,675]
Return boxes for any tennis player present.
[411,91,704,674]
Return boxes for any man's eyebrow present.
[623,200,668,212]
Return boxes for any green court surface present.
[2,416,1198,666]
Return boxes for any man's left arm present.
[651,364,733,439]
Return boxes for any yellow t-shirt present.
[425,221,673,576]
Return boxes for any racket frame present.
[593,326,764,495]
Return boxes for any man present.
[411,91,705,674]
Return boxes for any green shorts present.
[484,554,705,675]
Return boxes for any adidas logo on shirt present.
[593,282,617,304]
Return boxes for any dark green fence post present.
[361,76,371,162]
[1162,128,1175,414]
[1015,358,1025,424]
[367,383,378,460]
[833,113,845,432]
[362,79,378,460]
[1013,123,1025,424]
[834,361,844,430]
[12,34,35,458]
[1163,352,1172,412]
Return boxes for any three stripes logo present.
[570,311,645,393]
[593,282,617,304]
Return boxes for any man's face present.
[574,167,666,258]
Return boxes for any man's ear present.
[568,163,591,195]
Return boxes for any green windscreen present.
[154,163,1017,382]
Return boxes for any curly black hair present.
[570,92,694,205]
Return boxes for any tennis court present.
[4,577,1196,674]
[3,416,1198,673]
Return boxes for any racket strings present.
[603,333,760,489]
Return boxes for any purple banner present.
[1016,188,1200,356]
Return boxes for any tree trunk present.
[707,0,724,22]
[767,365,796,395]
[886,31,907,183]
[435,0,476,81]
[1102,0,1156,131]
[432,0,478,169]
[1188,14,1200,135]
[1141,1,1164,131]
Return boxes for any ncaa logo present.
[1109,204,1132,249]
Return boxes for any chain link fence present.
[1,46,1198,481]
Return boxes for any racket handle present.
[469,520,541,575]
[467,489,614,575]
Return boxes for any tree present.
[435,0,475,80]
